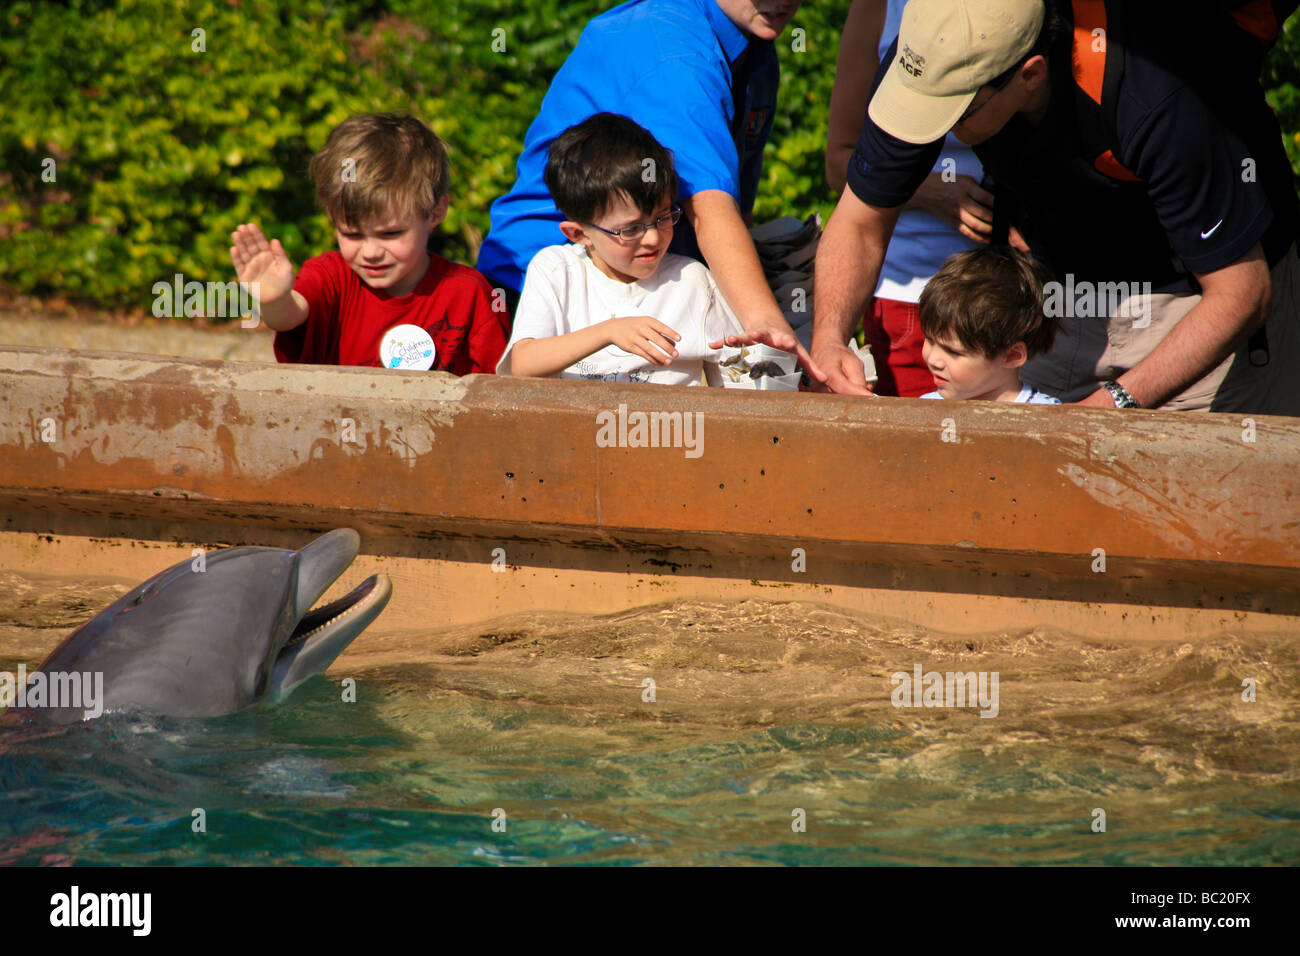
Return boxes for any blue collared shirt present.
[476,0,779,294]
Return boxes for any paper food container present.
[848,339,879,385]
[706,344,802,391]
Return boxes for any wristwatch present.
[1100,380,1141,409]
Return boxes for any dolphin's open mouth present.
[268,529,393,700]
[286,574,390,649]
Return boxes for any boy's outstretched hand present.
[230,223,296,305]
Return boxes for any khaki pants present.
[1022,244,1300,414]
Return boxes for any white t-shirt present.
[921,384,1062,404]
[496,243,741,385]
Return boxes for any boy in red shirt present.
[230,113,507,373]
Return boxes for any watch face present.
[380,324,436,370]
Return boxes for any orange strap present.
[1071,0,1108,105]
[1071,0,1142,182]
[1094,149,1141,182]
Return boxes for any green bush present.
[1265,10,1300,179]
[759,2,851,226]
[0,0,401,305]
[0,0,1296,313]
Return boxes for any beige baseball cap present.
[868,0,1045,144]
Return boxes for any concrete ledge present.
[2,346,1298,639]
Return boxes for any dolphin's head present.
[19,529,391,722]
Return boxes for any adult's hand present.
[1067,243,1269,409]
[1074,387,1121,409]
[710,322,826,383]
[688,189,827,384]
[810,341,875,396]
[910,173,994,243]
[810,191,900,396]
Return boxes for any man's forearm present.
[812,192,897,353]
[1081,249,1270,408]
[1107,295,1261,408]
[686,190,789,332]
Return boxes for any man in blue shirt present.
[477,0,815,370]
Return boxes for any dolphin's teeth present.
[286,576,383,647]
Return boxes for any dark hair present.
[309,113,449,227]
[544,113,677,223]
[986,2,1068,88]
[919,245,1057,358]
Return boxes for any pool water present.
[1,578,1297,866]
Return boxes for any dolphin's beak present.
[293,528,361,621]
[270,529,390,701]
[270,572,392,701]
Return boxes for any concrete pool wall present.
[1,346,1297,643]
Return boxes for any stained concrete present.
[1,341,1298,643]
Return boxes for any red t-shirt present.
[274,251,508,374]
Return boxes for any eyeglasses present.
[588,206,682,242]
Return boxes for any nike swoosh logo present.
[1201,220,1224,239]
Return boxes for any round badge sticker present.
[380,324,436,371]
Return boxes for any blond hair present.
[309,113,449,227]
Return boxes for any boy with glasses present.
[479,0,818,381]
[497,113,740,384]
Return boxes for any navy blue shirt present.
[849,20,1298,289]
[476,0,779,294]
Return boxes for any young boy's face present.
[334,197,449,297]
[563,193,675,284]
[922,333,1027,401]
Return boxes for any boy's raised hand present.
[607,315,681,365]
[230,223,296,304]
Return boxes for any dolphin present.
[13,529,391,723]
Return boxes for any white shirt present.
[921,384,1062,404]
[496,243,740,384]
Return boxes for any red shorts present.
[861,298,933,398]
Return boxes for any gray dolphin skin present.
[21,529,391,722]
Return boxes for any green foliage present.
[0,0,396,305]
[758,2,851,226]
[1,0,1296,313]
[373,0,611,253]
[1264,10,1300,179]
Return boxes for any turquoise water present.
[2,595,1298,866]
